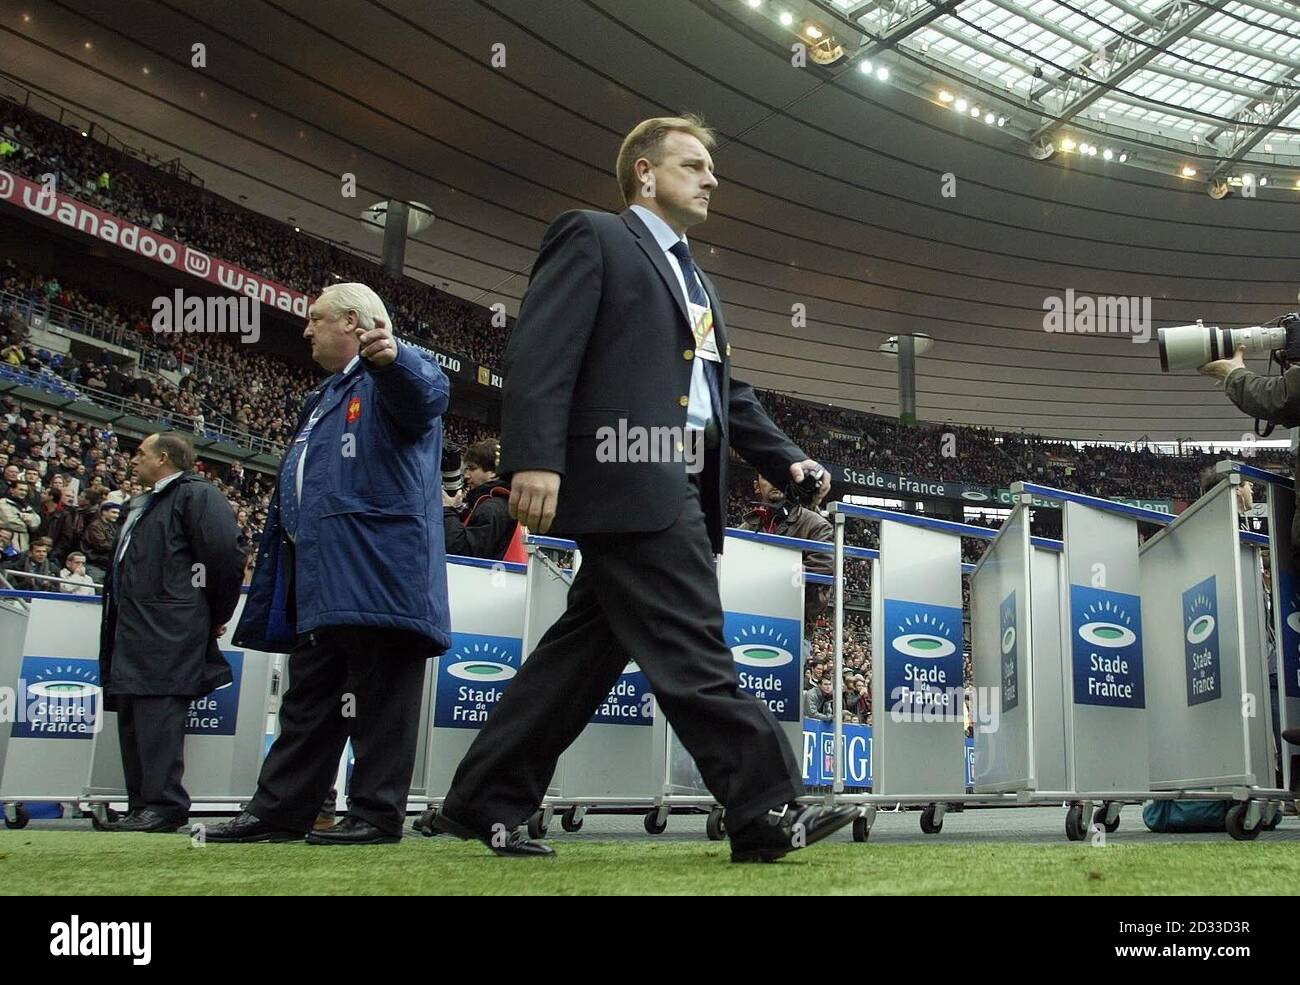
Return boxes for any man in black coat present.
[97,431,243,833]
[442,438,518,560]
[433,115,855,862]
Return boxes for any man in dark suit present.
[433,115,855,862]
[97,431,243,833]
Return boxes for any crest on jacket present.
[346,395,362,423]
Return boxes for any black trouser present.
[249,627,431,836]
[442,481,803,835]
[116,694,191,819]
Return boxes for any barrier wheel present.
[527,810,549,839]
[1226,803,1262,842]
[1065,804,1087,841]
[643,810,667,835]
[919,804,944,834]
[560,808,584,833]
[705,807,726,841]
[4,804,29,830]
[851,817,871,842]
[1093,804,1120,833]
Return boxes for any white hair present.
[316,282,392,333]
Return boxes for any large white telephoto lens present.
[1157,323,1286,372]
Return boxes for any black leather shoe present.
[306,814,401,845]
[729,803,858,863]
[202,810,302,843]
[99,808,187,833]
[430,810,555,857]
[412,807,442,837]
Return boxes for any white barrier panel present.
[872,519,966,796]
[1267,484,1300,791]
[1238,545,1274,788]
[550,545,664,804]
[660,534,807,799]
[86,594,278,802]
[1061,500,1150,793]
[1140,480,1256,789]
[1030,545,1068,792]
[420,558,527,800]
[0,596,103,800]
[970,504,1035,793]
[0,592,278,804]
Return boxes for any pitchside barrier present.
[1236,462,1300,796]
[828,503,995,839]
[419,530,873,840]
[966,477,1287,841]
[0,589,279,827]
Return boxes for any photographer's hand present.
[1199,345,1246,383]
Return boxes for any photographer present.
[740,473,833,576]
[442,438,520,561]
[1200,347,1300,556]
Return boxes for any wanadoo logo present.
[49,915,151,965]
[445,640,517,683]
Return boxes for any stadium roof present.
[4,0,1300,442]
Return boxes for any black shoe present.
[1283,727,1300,746]
[412,807,442,837]
[729,803,858,863]
[99,808,187,833]
[202,810,302,844]
[430,810,555,857]
[306,814,401,845]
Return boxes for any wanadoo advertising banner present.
[0,169,483,388]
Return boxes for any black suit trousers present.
[249,627,430,836]
[442,481,804,834]
[117,694,191,818]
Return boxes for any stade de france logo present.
[1182,575,1220,706]
[891,609,958,660]
[1077,598,1138,650]
[444,640,518,683]
[1069,584,1145,708]
[8,657,102,739]
[729,621,795,667]
[27,662,100,700]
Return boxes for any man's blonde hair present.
[615,114,717,206]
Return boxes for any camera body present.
[784,465,825,510]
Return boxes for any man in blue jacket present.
[206,283,451,846]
